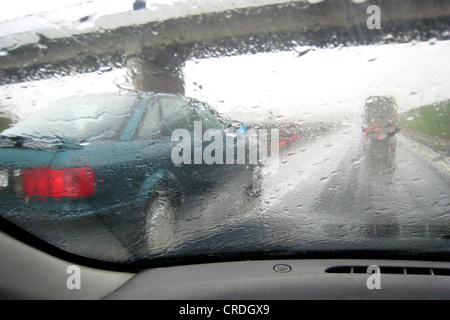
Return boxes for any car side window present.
[193,101,224,130]
[136,99,162,139]
[136,96,193,139]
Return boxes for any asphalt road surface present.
[165,124,450,259]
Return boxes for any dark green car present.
[0,92,259,260]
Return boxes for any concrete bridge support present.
[127,56,185,94]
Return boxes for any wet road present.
[262,126,449,223]
[166,125,450,258]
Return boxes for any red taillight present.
[22,167,96,199]
[279,134,301,146]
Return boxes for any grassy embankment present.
[400,99,449,139]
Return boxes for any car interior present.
[0,0,449,303]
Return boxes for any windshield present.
[0,0,448,268]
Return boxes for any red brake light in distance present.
[21,167,96,199]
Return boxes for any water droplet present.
[428,37,437,45]
[114,79,135,91]
[98,66,113,73]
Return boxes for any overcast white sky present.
[184,40,450,123]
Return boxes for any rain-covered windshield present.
[0,0,448,267]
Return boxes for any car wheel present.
[143,183,180,255]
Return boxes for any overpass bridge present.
[0,0,449,93]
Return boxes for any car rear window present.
[3,94,137,142]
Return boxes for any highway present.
[166,125,450,260]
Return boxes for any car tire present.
[143,183,180,255]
